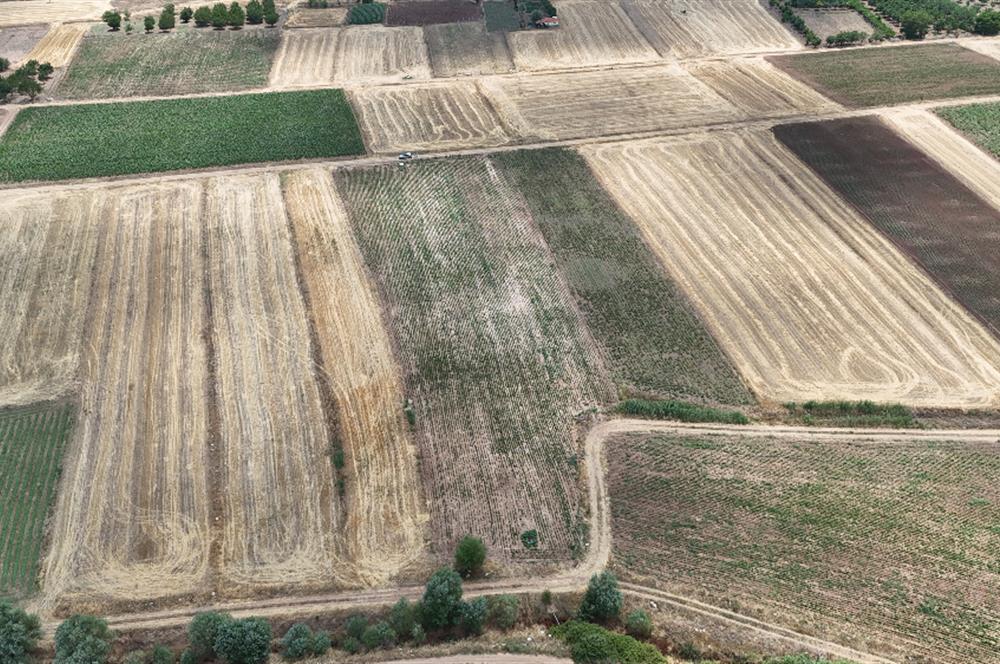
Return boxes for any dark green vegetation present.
[769,0,823,46]
[774,117,1000,337]
[768,43,1000,107]
[54,615,113,664]
[787,0,895,38]
[552,621,665,664]
[939,101,1000,159]
[57,29,279,99]
[868,0,977,32]
[348,2,386,24]
[0,403,74,598]
[454,535,487,578]
[484,1,520,31]
[616,399,749,425]
[0,58,50,104]
[0,89,364,182]
[608,430,1000,662]
[492,149,752,406]
[783,400,916,428]
[578,571,623,623]
[0,600,42,664]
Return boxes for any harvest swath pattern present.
[23,23,87,68]
[607,430,1000,663]
[337,156,614,565]
[269,29,339,88]
[0,404,74,598]
[333,25,431,84]
[584,132,1000,407]
[775,117,1000,340]
[687,58,839,118]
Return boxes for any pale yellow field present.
[282,169,428,585]
[22,23,87,67]
[284,7,347,28]
[0,0,109,27]
[351,81,514,153]
[480,64,741,141]
[334,25,431,84]
[687,58,839,118]
[506,0,658,71]
[583,131,1000,408]
[269,28,339,87]
[963,37,1000,63]
[621,0,801,58]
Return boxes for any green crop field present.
[56,30,280,100]
[608,430,1000,662]
[492,148,752,406]
[938,101,1000,159]
[0,403,74,598]
[769,43,1000,107]
[0,89,365,182]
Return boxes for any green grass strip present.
[616,399,749,425]
[0,88,365,183]
[938,101,1000,159]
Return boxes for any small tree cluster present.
[975,10,1000,36]
[190,1,274,28]
[281,623,331,660]
[182,612,271,664]
[900,10,932,39]
[825,30,867,47]
[0,59,52,103]
[577,571,622,624]
[0,600,41,664]
[454,535,486,578]
[159,4,177,31]
[102,10,123,30]
[54,615,114,664]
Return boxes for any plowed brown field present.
[23,23,87,67]
[481,64,740,141]
[621,0,800,58]
[269,28,339,87]
[333,25,431,84]
[583,132,1000,408]
[351,81,514,153]
[0,0,109,27]
[687,58,839,118]
[506,1,658,71]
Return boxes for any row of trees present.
[0,59,54,103]
[101,0,278,34]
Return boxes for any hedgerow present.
[616,399,749,425]
[551,621,665,664]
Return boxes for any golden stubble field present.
[22,23,88,67]
[0,0,109,27]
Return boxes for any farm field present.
[686,58,839,119]
[0,0,109,27]
[333,25,431,84]
[607,429,1000,663]
[336,156,614,566]
[963,38,1000,63]
[424,21,514,77]
[57,29,279,99]
[269,28,339,88]
[938,100,1000,161]
[769,43,1000,107]
[481,65,741,141]
[0,89,364,182]
[885,108,1000,210]
[386,0,482,27]
[284,7,347,28]
[492,148,752,406]
[621,0,801,59]
[0,403,74,598]
[775,117,1000,339]
[22,23,87,68]
[0,25,48,65]
[351,81,514,153]
[506,1,658,71]
[583,131,1000,407]
[794,8,873,39]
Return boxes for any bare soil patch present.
[425,21,513,77]
[334,25,431,84]
[386,0,482,27]
[795,7,872,40]
[0,24,48,64]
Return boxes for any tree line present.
[101,0,279,34]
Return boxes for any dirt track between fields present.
[65,419,1000,663]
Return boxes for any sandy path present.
[963,37,1000,63]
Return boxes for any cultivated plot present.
[583,131,1000,407]
[621,0,800,59]
[608,430,1000,663]
[284,7,347,28]
[775,117,1000,340]
[23,23,87,67]
[386,0,482,27]
[269,28,339,88]
[351,80,513,153]
[938,100,1000,162]
[333,25,431,84]
[481,64,741,141]
[0,25,49,65]
[424,21,514,77]
[337,156,614,565]
[795,7,875,39]
[0,0,109,27]
[506,1,658,71]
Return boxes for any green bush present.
[54,615,114,664]
[454,535,487,578]
[521,529,539,550]
[360,621,395,650]
[975,10,1000,36]
[0,57,9,73]
[213,617,271,664]
[421,568,464,630]
[228,1,245,28]
[281,623,329,660]
[348,2,385,24]
[159,8,176,30]
[151,645,175,664]
[246,0,264,23]
[826,30,867,46]
[460,597,487,636]
[0,600,42,664]
[102,10,123,29]
[180,6,194,22]
[625,610,651,640]
[341,636,362,654]
[344,614,367,640]
[264,8,279,25]
[552,621,665,664]
[487,594,520,630]
[578,571,622,623]
[389,598,415,639]
[616,399,748,425]
[901,10,932,39]
[188,611,233,662]
[211,2,229,28]
[193,5,212,25]
[144,15,156,31]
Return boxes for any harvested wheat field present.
[687,58,839,119]
[0,0,109,27]
[23,23,87,67]
[281,168,427,585]
[506,1,658,71]
[424,21,513,77]
[269,28,339,87]
[0,24,48,65]
[621,0,800,59]
[284,7,347,28]
[333,25,431,84]
[884,108,1000,211]
[336,156,614,566]
[481,64,741,141]
[583,131,1000,407]
[351,81,514,153]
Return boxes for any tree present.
[521,529,539,550]
[577,571,622,624]
[54,615,113,664]
[159,8,176,30]
[389,598,415,639]
[144,15,156,32]
[16,75,42,101]
[228,1,246,28]
[264,8,279,26]
[180,6,194,22]
[344,614,367,640]
[487,594,520,630]
[0,600,42,664]
[900,10,931,39]
[454,535,486,578]
[975,10,1000,36]
[360,621,395,650]
[213,617,271,664]
[188,611,233,662]
[262,0,275,13]
[0,57,10,73]
[246,0,264,24]
[211,3,229,28]
[194,5,212,26]
[280,623,329,660]
[625,610,652,639]
[102,10,122,30]
[570,630,616,664]
[37,62,54,81]
[150,645,175,664]
[421,568,464,630]
[459,597,487,636]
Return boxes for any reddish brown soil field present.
[774,116,1000,340]
[386,0,482,26]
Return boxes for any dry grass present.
[424,21,513,77]
[582,131,1000,408]
[284,7,347,28]
[269,28,339,87]
[23,23,86,67]
[351,80,514,153]
[506,0,658,71]
[0,0,109,27]
[334,25,431,84]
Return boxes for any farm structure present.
[0,0,109,27]
[607,429,1000,663]
[583,131,1000,408]
[775,116,1000,340]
